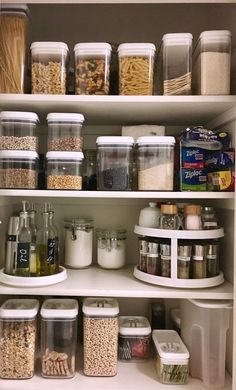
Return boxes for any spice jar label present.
[161,255,171,261]
[192,256,204,261]
[178,256,191,262]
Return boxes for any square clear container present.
[74,42,112,95]
[47,112,84,152]
[0,298,39,379]
[0,150,38,189]
[96,136,134,191]
[0,111,39,151]
[152,329,190,385]
[82,297,119,376]
[193,30,231,95]
[30,41,69,94]
[46,151,84,190]
[136,136,176,191]
[118,43,156,95]
[118,316,151,361]
[40,298,79,378]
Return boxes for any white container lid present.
[118,43,156,56]
[96,136,134,146]
[83,297,119,316]
[162,33,193,46]
[0,111,39,123]
[136,136,176,146]
[189,299,233,309]
[152,330,189,362]
[0,299,39,319]
[199,30,231,40]
[119,316,151,336]
[40,298,78,319]
[0,150,39,159]
[74,42,112,56]
[46,151,84,160]
[30,41,69,55]
[47,113,85,123]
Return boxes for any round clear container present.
[46,151,84,190]
[74,42,112,95]
[96,228,126,269]
[136,136,175,191]
[118,43,156,95]
[0,111,39,151]
[0,150,38,189]
[47,112,84,152]
[30,41,69,94]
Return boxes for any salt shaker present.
[159,203,179,230]
[184,204,202,230]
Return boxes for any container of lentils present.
[74,42,112,95]
[30,41,69,94]
[83,297,119,377]
[96,228,126,269]
[46,151,83,190]
[0,298,39,379]
[0,111,39,151]
[96,136,134,190]
[47,112,84,152]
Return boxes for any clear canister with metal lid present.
[96,228,126,269]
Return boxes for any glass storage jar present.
[0,298,39,379]
[201,206,218,230]
[159,203,179,230]
[30,41,69,94]
[184,204,202,230]
[83,297,119,376]
[74,42,112,95]
[46,151,84,190]
[0,111,39,151]
[96,228,126,269]
[47,112,84,152]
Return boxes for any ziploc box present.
[181,145,205,168]
[181,168,207,191]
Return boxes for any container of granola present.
[0,298,39,379]
[74,42,112,95]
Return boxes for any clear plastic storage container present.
[0,111,39,151]
[74,42,112,95]
[96,228,126,269]
[118,43,156,95]
[40,298,78,378]
[118,316,151,361]
[136,136,176,190]
[83,297,119,376]
[0,298,39,379]
[30,41,69,94]
[193,30,231,95]
[47,113,84,152]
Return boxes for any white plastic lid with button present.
[152,330,189,363]
[46,113,85,123]
[119,316,151,336]
[162,33,193,46]
[0,299,39,319]
[74,42,112,57]
[0,111,39,123]
[0,150,39,159]
[136,136,176,146]
[118,43,156,57]
[46,151,84,160]
[96,136,134,146]
[83,297,119,317]
[40,299,79,319]
[30,41,69,56]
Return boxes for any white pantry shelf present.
[1,0,235,4]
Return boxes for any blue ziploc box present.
[181,146,205,168]
[180,168,207,191]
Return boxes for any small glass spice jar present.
[201,206,218,230]
[96,228,126,269]
[178,242,192,279]
[160,241,171,277]
[147,240,159,275]
[184,204,202,230]
[206,241,220,277]
[138,237,148,272]
[159,203,179,230]
[192,243,207,278]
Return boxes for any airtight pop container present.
[74,42,112,95]
[0,298,39,379]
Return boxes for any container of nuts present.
[0,298,39,379]
[83,297,119,376]
[47,112,84,152]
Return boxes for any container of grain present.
[0,298,39,379]
[193,30,231,95]
[47,112,84,152]
[40,298,78,378]
[74,42,112,95]
[118,43,156,95]
[0,111,39,151]
[83,297,119,376]
[30,41,69,94]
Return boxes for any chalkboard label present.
[17,243,30,268]
[47,238,56,265]
[7,234,16,242]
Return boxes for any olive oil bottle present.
[15,201,31,277]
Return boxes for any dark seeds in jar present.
[99,167,130,190]
[75,58,110,95]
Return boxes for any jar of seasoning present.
[192,244,207,278]
[138,237,148,272]
[201,206,218,230]
[160,241,171,277]
[184,204,202,230]
[178,243,192,279]
[159,203,179,230]
[206,241,219,277]
[147,240,159,275]
[96,228,126,269]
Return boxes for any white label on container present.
[160,342,181,353]
[207,254,217,260]
[204,222,217,227]
[178,256,191,262]
[192,256,204,261]
[161,255,171,261]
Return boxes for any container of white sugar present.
[96,228,126,269]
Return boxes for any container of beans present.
[30,41,69,94]
[40,298,78,378]
[0,111,39,151]
[118,43,156,95]
[0,150,38,189]
[74,42,112,95]
[47,112,84,152]
[83,297,119,376]
[0,298,39,379]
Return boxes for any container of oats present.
[83,297,119,376]
[40,298,78,378]
[118,43,156,95]
[0,298,39,379]
[0,111,39,151]
[30,41,69,94]
[74,42,112,95]
[47,112,84,152]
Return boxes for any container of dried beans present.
[40,298,78,378]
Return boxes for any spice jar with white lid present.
[159,203,179,230]
[184,204,202,230]
[96,228,126,269]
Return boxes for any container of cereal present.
[118,43,156,95]
[96,228,126,269]
[0,150,38,189]
[47,113,84,152]
[0,111,39,151]
[40,298,78,378]
[0,298,39,379]
[152,329,190,385]
[30,41,69,94]
[118,316,151,361]
[46,151,84,190]
[74,42,112,95]
[83,297,119,376]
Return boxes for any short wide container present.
[96,228,126,269]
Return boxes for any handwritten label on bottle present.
[7,234,16,242]
[17,243,30,268]
[47,238,56,265]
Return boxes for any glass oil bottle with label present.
[48,203,59,273]
[29,203,38,276]
[15,201,32,277]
